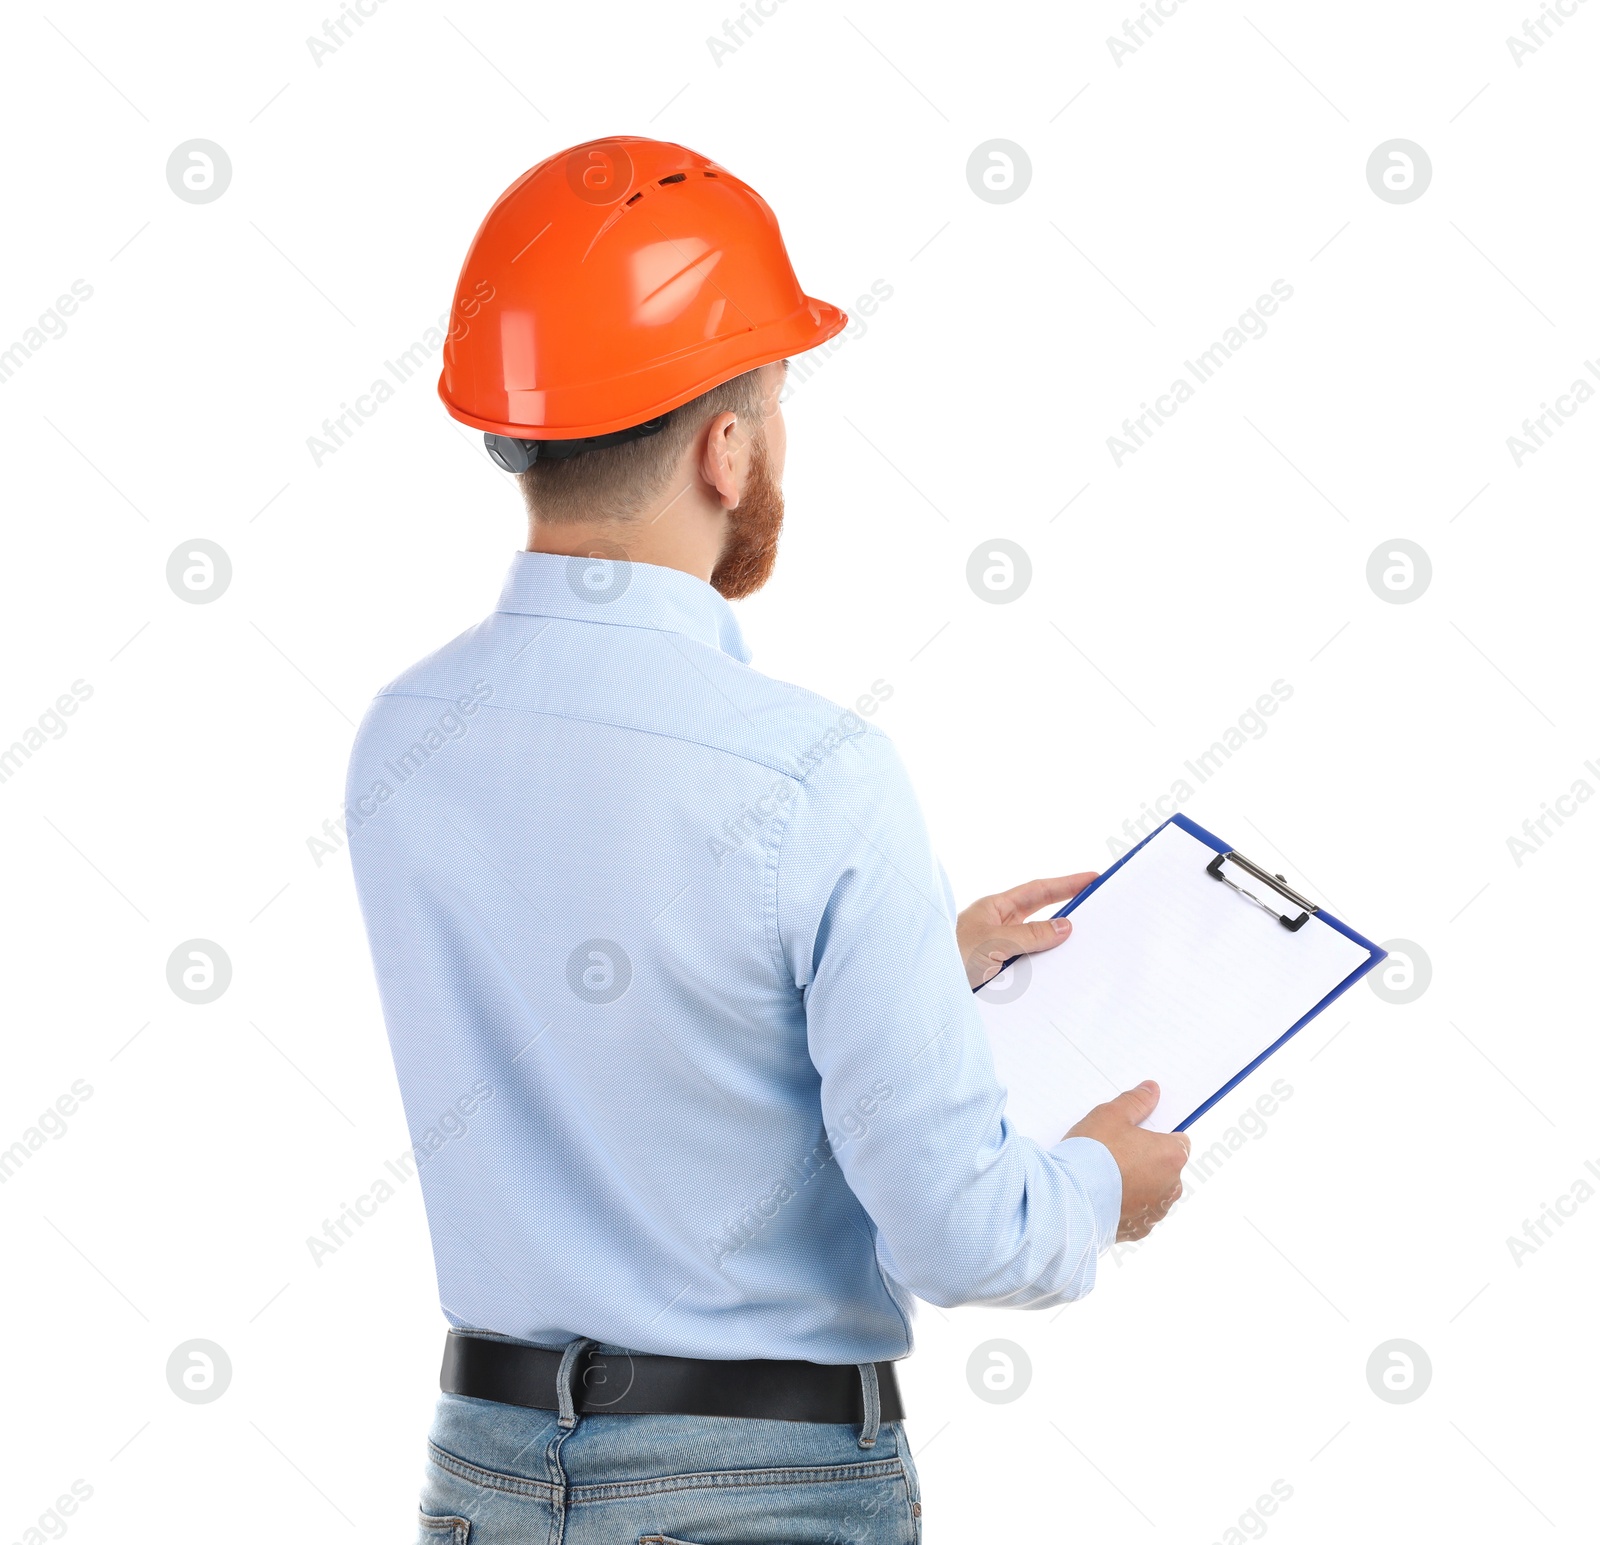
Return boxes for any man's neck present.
[527,511,724,585]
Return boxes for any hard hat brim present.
[438,296,847,441]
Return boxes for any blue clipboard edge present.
[973,811,1387,1134]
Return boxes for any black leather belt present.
[441,1331,905,1425]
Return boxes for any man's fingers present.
[1119,1183,1183,1241]
[963,929,1028,987]
[993,872,1099,921]
[964,944,1007,986]
[1106,1079,1161,1125]
[1012,915,1075,956]
[964,912,1078,985]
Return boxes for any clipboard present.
[973,813,1386,1136]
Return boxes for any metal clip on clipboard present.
[1206,849,1320,932]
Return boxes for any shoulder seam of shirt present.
[368,689,886,782]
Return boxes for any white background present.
[3,1,1597,1540]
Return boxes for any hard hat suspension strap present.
[484,415,670,474]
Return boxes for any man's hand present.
[956,873,1098,990]
[1067,1081,1189,1241]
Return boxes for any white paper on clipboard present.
[975,821,1372,1137]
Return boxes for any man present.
[347,137,1188,1544]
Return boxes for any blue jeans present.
[415,1362,923,1544]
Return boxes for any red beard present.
[711,431,785,601]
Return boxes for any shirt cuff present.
[1049,1135,1123,1254]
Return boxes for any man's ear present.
[698,410,744,510]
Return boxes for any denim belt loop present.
[855,1361,881,1449]
[556,1337,597,1429]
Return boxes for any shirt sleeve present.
[770,727,1122,1310]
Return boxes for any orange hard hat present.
[438,137,846,466]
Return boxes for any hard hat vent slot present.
[625,192,644,206]
[658,173,688,186]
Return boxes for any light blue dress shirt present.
[347,551,1121,1363]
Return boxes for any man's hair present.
[515,367,767,525]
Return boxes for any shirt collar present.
[494,550,752,664]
